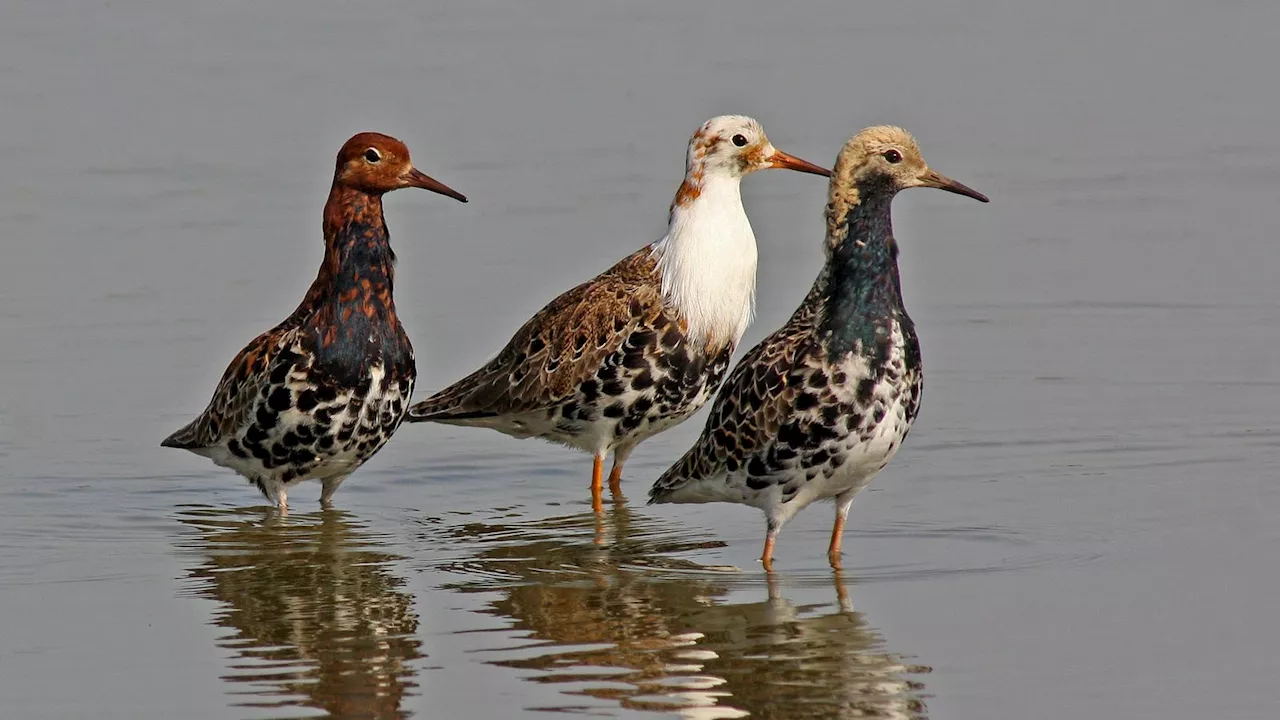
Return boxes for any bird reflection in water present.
[175,506,423,719]
[435,498,929,718]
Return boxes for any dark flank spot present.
[281,431,300,448]
[580,380,600,402]
[660,326,682,349]
[281,470,297,483]
[619,415,642,433]
[653,314,669,330]
[746,475,771,490]
[356,375,373,396]
[227,439,246,458]
[272,444,290,461]
[529,336,546,353]
[245,424,268,444]
[317,435,335,451]
[795,393,819,411]
[822,406,841,426]
[290,450,316,466]
[365,405,378,422]
[776,446,798,461]
[873,407,886,423]
[597,364,618,382]
[314,408,333,427]
[631,370,654,391]
[622,349,648,370]
[252,445,272,463]
[630,396,654,415]
[811,449,830,465]
[316,385,339,403]
[338,424,356,442]
[296,389,319,412]
[726,456,740,472]
[295,425,314,443]
[602,402,625,418]
[747,456,769,476]
[269,359,293,385]
[845,413,863,430]
[857,378,876,404]
[778,422,804,447]
[832,371,847,385]
[809,424,840,443]
[810,370,828,388]
[561,402,579,419]
[603,379,627,396]
[255,405,278,430]
[268,387,292,412]
[887,441,896,452]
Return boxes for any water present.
[2,1,1279,717]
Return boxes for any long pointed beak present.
[765,148,832,177]
[402,167,468,202]
[918,169,988,202]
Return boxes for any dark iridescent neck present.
[819,184,906,355]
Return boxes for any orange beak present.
[401,167,468,202]
[766,148,832,177]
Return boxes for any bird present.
[648,126,988,571]
[162,132,467,510]
[404,115,830,511]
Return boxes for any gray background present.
[2,1,1277,718]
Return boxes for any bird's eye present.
[364,148,381,163]
[731,134,749,147]
[883,149,902,164]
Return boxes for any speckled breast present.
[220,349,414,484]
[546,312,735,448]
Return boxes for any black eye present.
[364,148,381,163]
[883,149,902,164]
[731,134,748,147]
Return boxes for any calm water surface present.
[2,1,1279,718]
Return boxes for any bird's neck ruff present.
[818,179,907,356]
[299,185,409,383]
[653,173,757,352]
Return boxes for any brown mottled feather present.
[407,247,670,420]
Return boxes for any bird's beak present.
[764,147,832,177]
[401,167,468,202]
[917,169,988,202]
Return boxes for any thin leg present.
[761,520,780,572]
[590,453,605,513]
[320,473,351,507]
[607,443,636,494]
[828,494,856,570]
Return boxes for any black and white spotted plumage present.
[162,132,466,509]
[649,126,987,568]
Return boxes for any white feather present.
[653,174,758,349]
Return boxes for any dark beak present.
[402,167,468,202]
[766,148,832,177]
[918,169,988,202]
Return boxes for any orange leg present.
[829,494,855,570]
[761,523,780,573]
[827,514,847,570]
[590,454,605,513]
[607,463,624,492]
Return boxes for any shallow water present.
[3,1,1280,718]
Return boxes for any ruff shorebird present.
[648,126,988,571]
[162,132,467,510]
[405,115,829,510]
